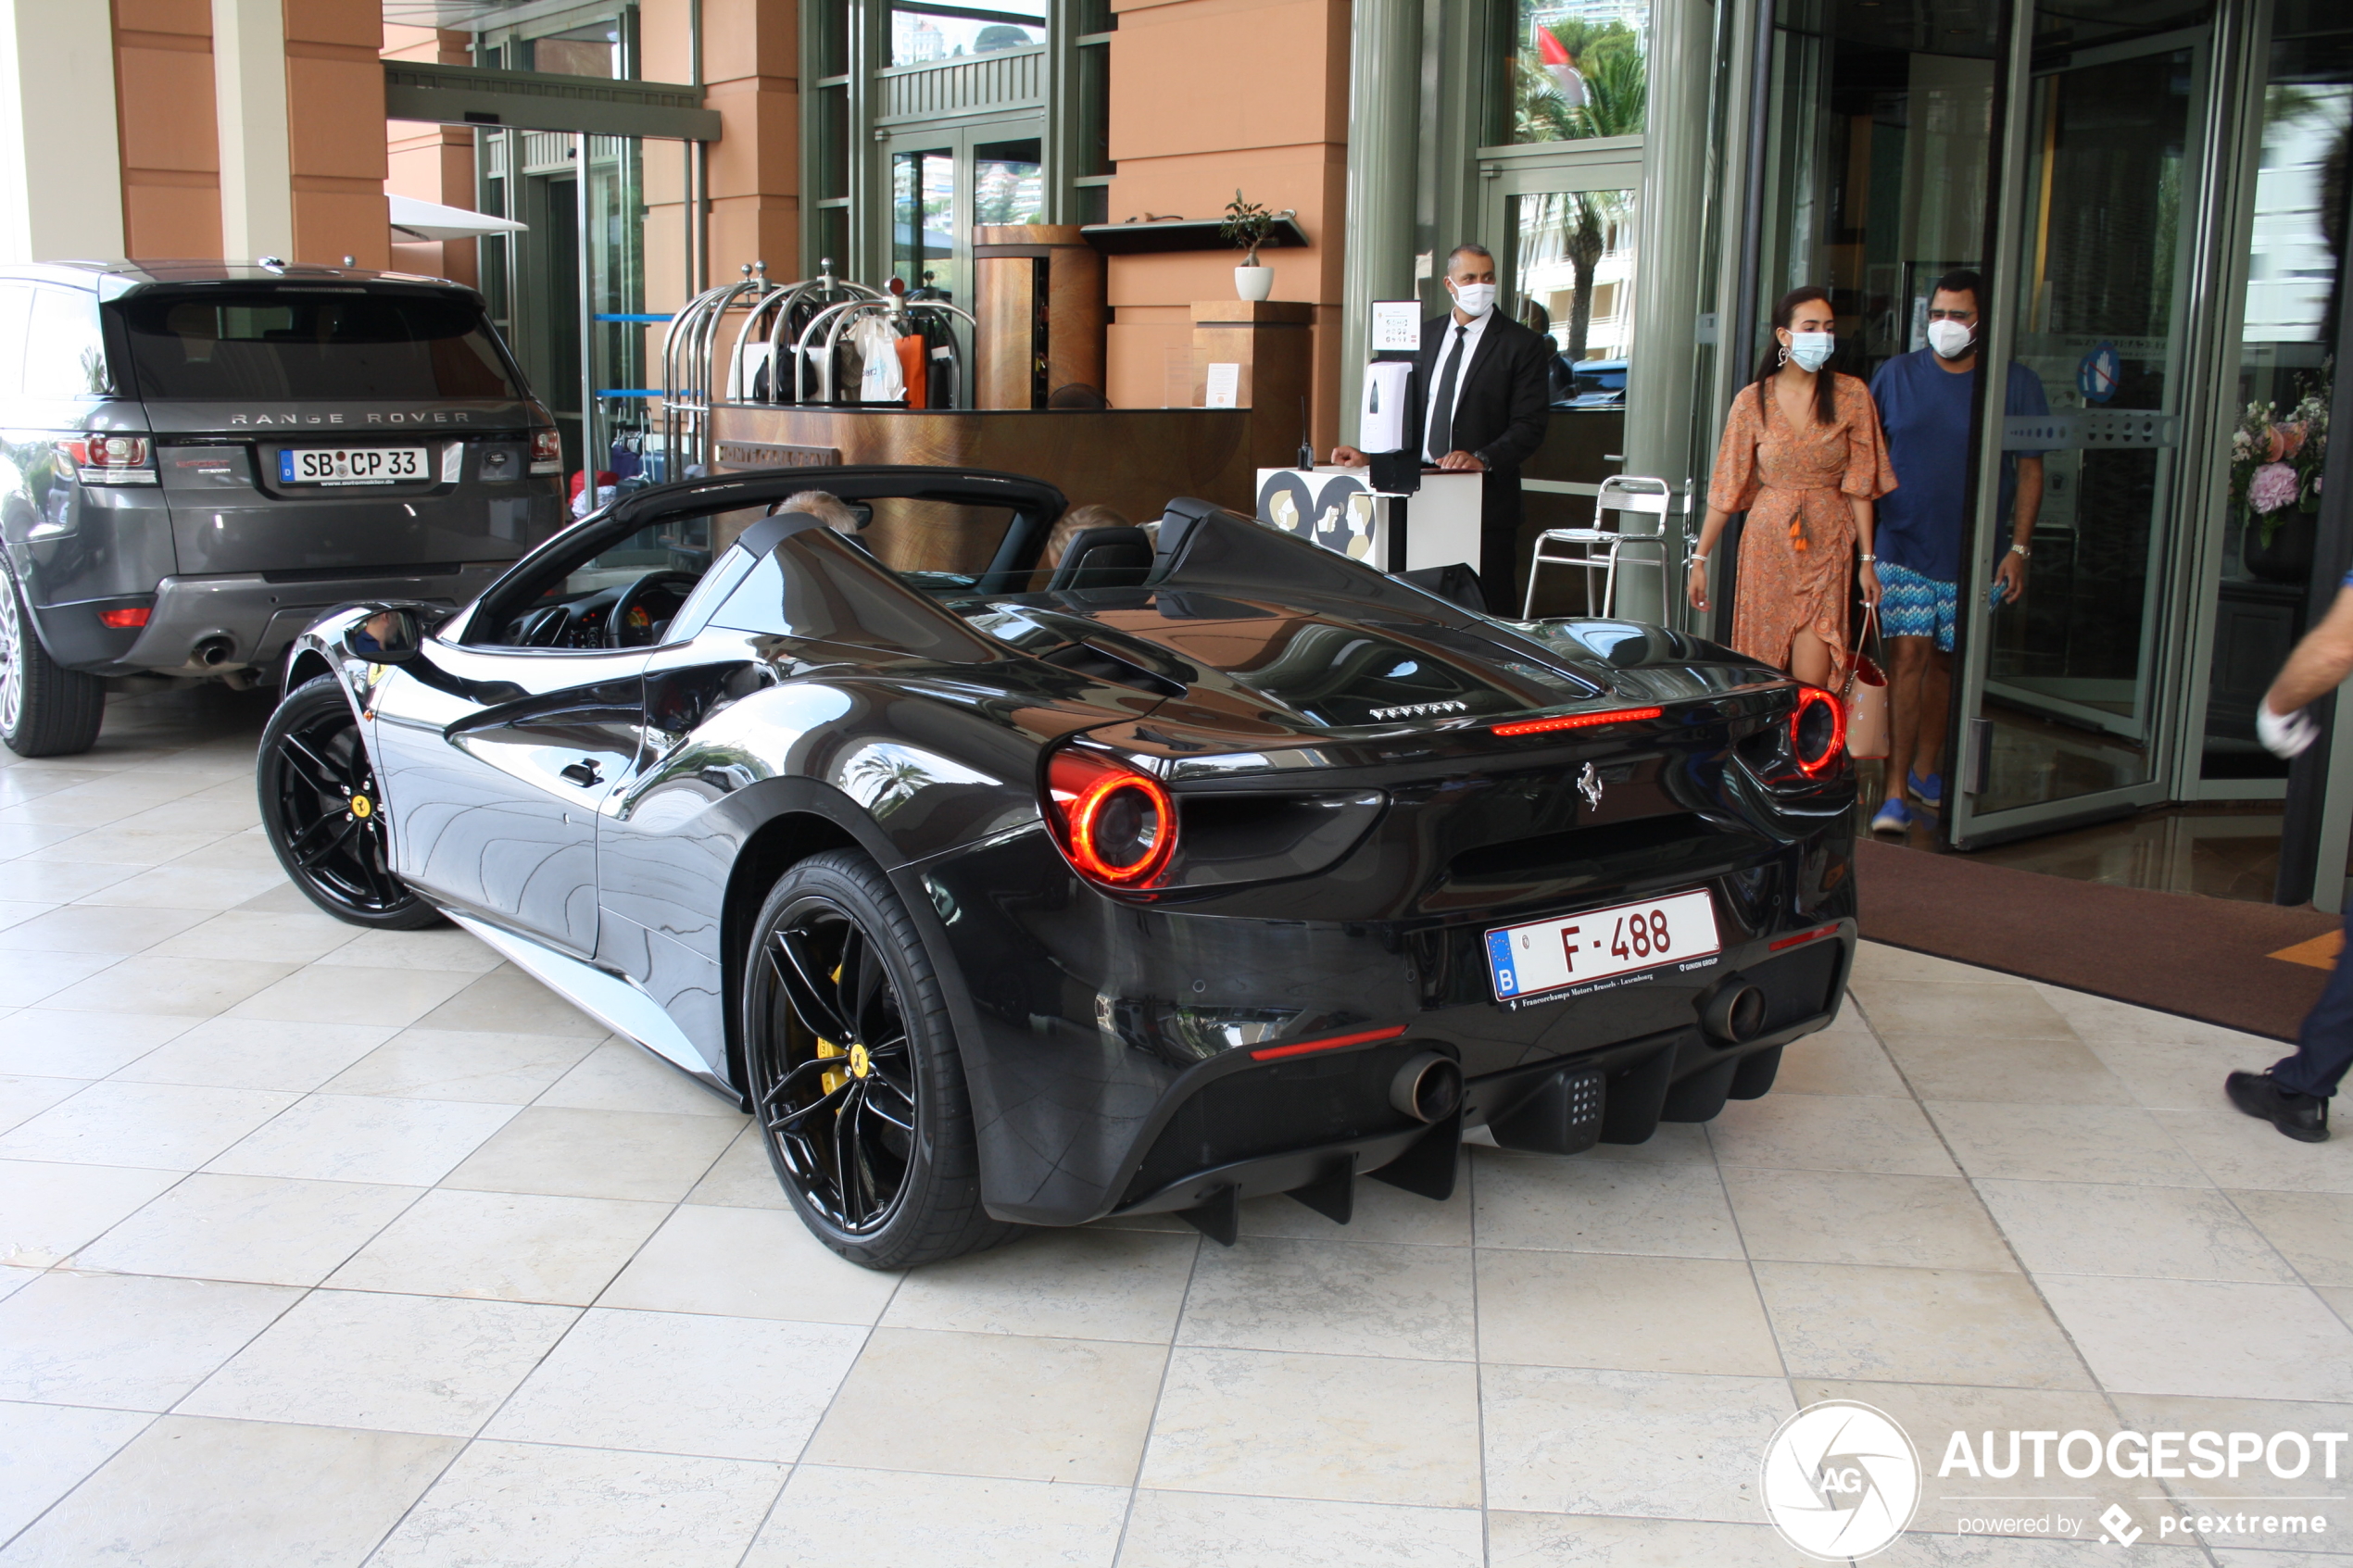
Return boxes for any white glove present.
[2257,700,2320,759]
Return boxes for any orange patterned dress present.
[1706,372,1896,685]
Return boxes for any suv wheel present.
[744,849,1022,1269]
[0,558,104,758]
[258,675,441,929]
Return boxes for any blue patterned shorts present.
[1877,560,1956,652]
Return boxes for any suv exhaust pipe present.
[193,635,235,668]
[1389,1050,1463,1123]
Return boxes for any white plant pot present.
[1234,264,1275,302]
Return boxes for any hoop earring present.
[1776,345,1790,367]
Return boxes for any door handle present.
[560,759,603,788]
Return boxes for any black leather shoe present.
[2226,1071,2330,1143]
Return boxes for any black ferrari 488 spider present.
[259,465,1856,1267]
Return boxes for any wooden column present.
[1190,299,1313,433]
[975,223,1106,409]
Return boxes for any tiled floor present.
[3,687,2351,1566]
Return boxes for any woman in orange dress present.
[1686,287,1894,690]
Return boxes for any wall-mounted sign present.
[712,442,844,471]
[1371,299,1422,355]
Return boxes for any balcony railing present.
[875,47,1044,123]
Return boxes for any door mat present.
[1856,838,2336,1043]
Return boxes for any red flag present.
[1536,26,1572,65]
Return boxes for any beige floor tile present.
[1881,1036,2133,1106]
[1849,980,2077,1041]
[21,829,231,868]
[0,860,136,904]
[367,1439,781,1568]
[111,1018,390,1093]
[0,1074,81,1135]
[231,880,324,915]
[313,925,504,972]
[0,904,212,955]
[1233,1152,1475,1246]
[410,966,610,1038]
[72,1173,421,1286]
[2150,1107,2353,1195]
[1481,1364,1793,1519]
[2229,1189,2353,1286]
[1880,1533,2208,1564]
[1705,1093,1959,1176]
[598,1202,904,1323]
[1177,1235,1473,1360]
[2036,1274,2353,1401]
[40,955,296,1018]
[0,1270,297,1409]
[1487,1512,1804,1567]
[1975,1179,2298,1284]
[103,802,267,838]
[2207,1549,2347,1566]
[1754,1262,2092,1389]
[0,1414,457,1568]
[1926,1101,2211,1186]
[533,1035,744,1114]
[0,899,53,928]
[2032,983,2271,1048]
[1117,1488,1485,1568]
[1572,1120,1718,1164]
[1773,1031,1911,1097]
[1473,1150,1743,1258]
[144,909,360,965]
[0,1160,182,1267]
[2082,1038,2270,1114]
[325,1187,669,1304]
[1853,942,2030,986]
[746,1466,1131,1568]
[1476,1250,1783,1375]
[320,1027,599,1104]
[206,1093,514,1185]
[75,863,290,910]
[0,767,110,805]
[179,1287,576,1436]
[439,1105,739,1202]
[0,1007,200,1077]
[1139,1345,1480,1506]
[0,1263,32,1301]
[0,1081,298,1170]
[0,949,120,1008]
[1723,1168,2018,1271]
[883,1224,1192,1342]
[0,1399,154,1542]
[683,1124,791,1209]
[488,1304,865,1461]
[157,835,280,874]
[225,963,479,1028]
[810,1325,1164,1484]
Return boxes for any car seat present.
[1047,525,1156,591]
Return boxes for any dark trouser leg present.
[1478,523,1518,615]
[2275,906,2353,1098]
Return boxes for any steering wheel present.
[606,570,705,648]
[517,604,573,647]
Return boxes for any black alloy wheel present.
[258,675,441,929]
[745,849,1019,1269]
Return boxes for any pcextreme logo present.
[1760,1400,1921,1561]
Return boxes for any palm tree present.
[1516,28,1647,366]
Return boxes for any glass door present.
[1950,13,2218,842]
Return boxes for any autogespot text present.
[1934,1429,2346,1544]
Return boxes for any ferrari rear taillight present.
[1491,705,1663,738]
[1045,746,1176,888]
[1790,687,1844,777]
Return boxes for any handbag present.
[1842,602,1891,759]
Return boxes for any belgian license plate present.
[1485,888,1720,1001]
[278,446,427,485]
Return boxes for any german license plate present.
[1485,888,1720,1001]
[278,446,428,485]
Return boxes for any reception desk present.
[1253,466,1484,574]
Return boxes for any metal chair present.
[1521,475,1683,620]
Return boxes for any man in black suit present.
[1334,244,1554,607]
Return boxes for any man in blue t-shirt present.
[1865,270,2049,834]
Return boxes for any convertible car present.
[258,466,1856,1268]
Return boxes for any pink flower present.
[2249,460,2299,514]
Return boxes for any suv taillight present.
[1790,686,1845,778]
[58,436,156,485]
[1044,745,1176,888]
[529,413,561,474]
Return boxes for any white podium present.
[1252,466,1483,574]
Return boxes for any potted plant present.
[2230,379,2329,583]
[1221,190,1292,302]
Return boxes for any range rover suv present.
[0,260,566,755]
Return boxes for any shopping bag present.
[1843,603,1890,759]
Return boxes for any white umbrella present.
[389,194,527,243]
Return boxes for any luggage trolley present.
[1521,475,1687,620]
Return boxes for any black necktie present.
[1428,325,1468,461]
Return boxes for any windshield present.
[120,289,521,400]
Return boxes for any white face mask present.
[1451,282,1497,318]
[1927,319,1975,359]
[1786,331,1834,372]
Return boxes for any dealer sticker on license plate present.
[1486,888,1720,1002]
[278,446,428,485]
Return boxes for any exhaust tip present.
[194,635,235,668]
[1704,984,1768,1044]
[1389,1050,1463,1123]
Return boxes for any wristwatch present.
[2008,543,2032,558]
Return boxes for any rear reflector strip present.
[1491,706,1664,738]
[1249,1024,1407,1061]
[97,608,151,629]
[1768,922,1842,952]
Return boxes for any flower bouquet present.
[2229,383,2328,548]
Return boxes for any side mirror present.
[342,607,422,664]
